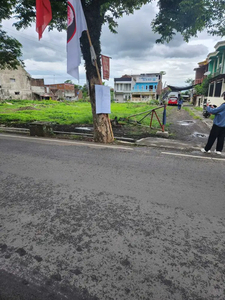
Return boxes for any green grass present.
[183,107,202,119]
[0,100,93,125]
[0,100,169,129]
[183,105,215,120]
[111,103,168,126]
[193,106,203,112]
[192,106,214,119]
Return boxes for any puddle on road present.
[177,120,196,126]
[192,132,209,138]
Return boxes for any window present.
[209,83,214,96]
[215,80,222,97]
[149,85,153,91]
[125,84,130,91]
[10,78,15,83]
[127,84,131,91]
[15,92,20,95]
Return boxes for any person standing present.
[201,92,225,154]
[177,92,183,111]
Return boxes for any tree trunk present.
[89,74,114,143]
[81,1,114,143]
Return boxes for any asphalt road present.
[0,134,225,300]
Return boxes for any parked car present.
[168,97,178,105]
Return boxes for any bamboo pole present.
[127,106,164,119]
[86,29,102,85]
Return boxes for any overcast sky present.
[2,2,223,88]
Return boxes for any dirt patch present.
[16,106,39,111]
[166,106,210,143]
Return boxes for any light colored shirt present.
[207,103,225,127]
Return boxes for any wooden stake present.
[86,29,102,85]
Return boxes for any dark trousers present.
[205,124,225,151]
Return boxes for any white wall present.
[115,94,124,102]
[206,96,224,106]
[0,66,32,100]
[206,79,225,106]
[31,86,45,95]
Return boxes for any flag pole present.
[86,29,102,85]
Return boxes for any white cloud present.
[2,2,224,88]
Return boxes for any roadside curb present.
[0,127,29,134]
[0,127,138,145]
[135,137,201,151]
[0,127,202,152]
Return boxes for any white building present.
[114,73,162,102]
[114,75,132,102]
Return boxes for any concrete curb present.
[0,126,137,144]
[0,127,30,134]
[135,137,201,151]
[0,127,202,152]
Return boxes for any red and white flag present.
[36,0,52,40]
[101,55,110,80]
[67,0,87,80]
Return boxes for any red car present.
[168,97,178,106]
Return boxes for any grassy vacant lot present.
[0,100,171,130]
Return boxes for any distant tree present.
[201,76,211,96]
[194,76,211,96]
[181,90,190,95]
[194,84,202,96]
[0,0,23,69]
[110,88,114,101]
[185,78,194,85]
[64,80,73,84]
[82,84,89,99]
[74,84,82,90]
[0,26,23,69]
[152,0,225,43]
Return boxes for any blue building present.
[114,73,162,102]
